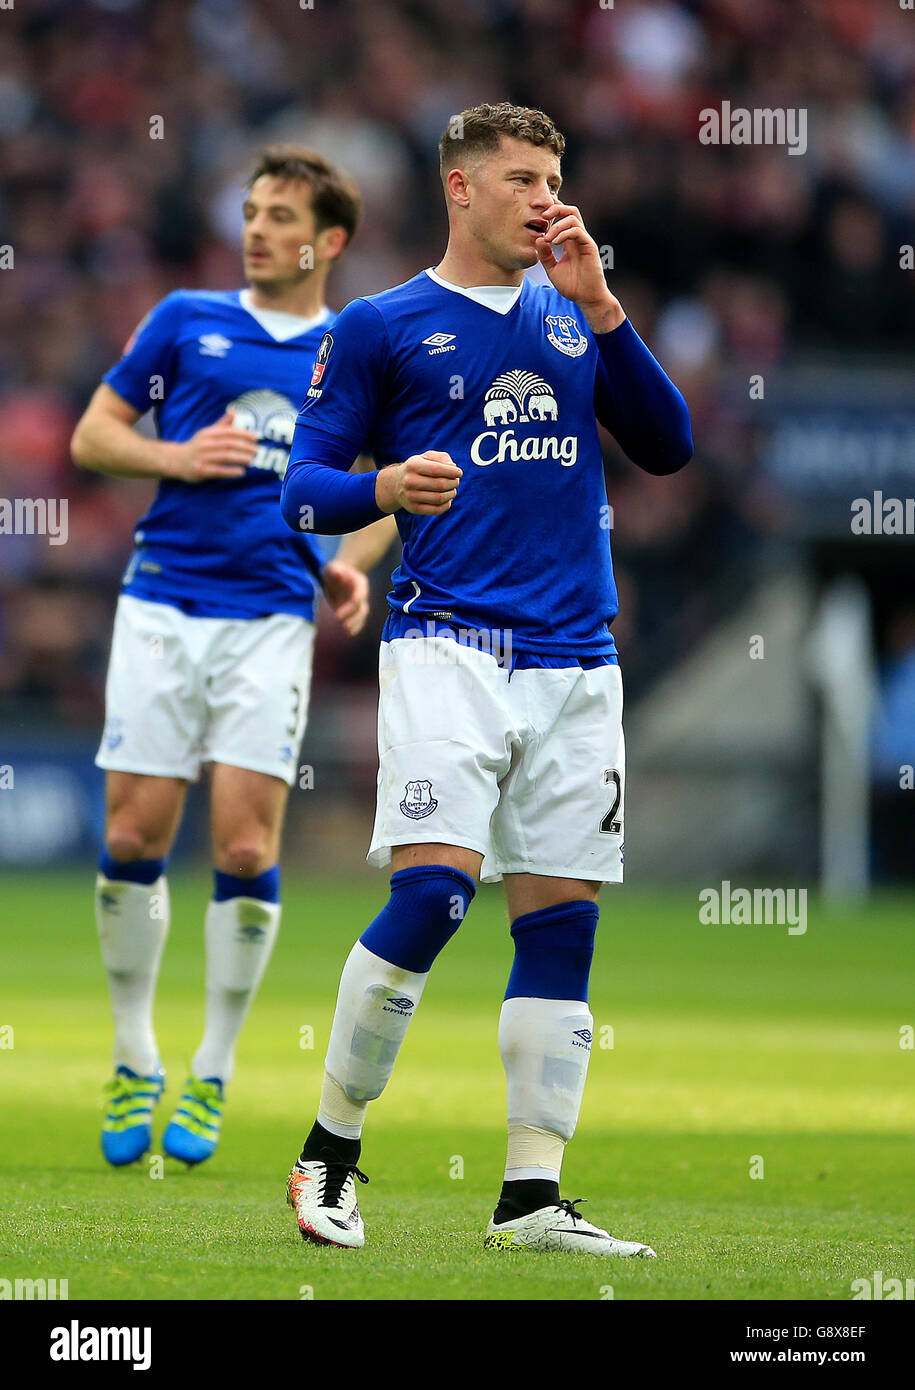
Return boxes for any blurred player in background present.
[281,104,692,1256]
[71,145,395,1169]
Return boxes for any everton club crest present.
[400,780,438,819]
[545,314,588,358]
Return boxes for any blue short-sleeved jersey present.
[104,289,330,619]
[290,270,618,656]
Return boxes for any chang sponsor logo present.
[227,388,296,477]
[469,369,578,467]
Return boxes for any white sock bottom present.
[317,1073,367,1141]
[95,874,169,1076]
[191,896,280,1084]
[504,1124,566,1183]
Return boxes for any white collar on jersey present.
[239,289,331,342]
[424,267,524,315]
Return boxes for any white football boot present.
[484,1198,656,1257]
[286,1149,369,1248]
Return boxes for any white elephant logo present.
[223,388,297,476]
[483,397,517,426]
[482,369,558,425]
[526,393,558,421]
[263,410,295,445]
[225,389,296,447]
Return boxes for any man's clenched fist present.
[166,408,258,483]
[375,450,462,516]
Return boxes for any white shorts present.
[96,594,314,785]
[367,636,625,884]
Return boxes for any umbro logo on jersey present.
[422,332,457,354]
[199,333,233,357]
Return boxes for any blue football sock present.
[505,901,598,1002]
[360,865,476,972]
[98,849,166,886]
[213,865,280,903]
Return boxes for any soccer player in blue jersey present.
[71,146,395,1169]
[281,105,693,1255]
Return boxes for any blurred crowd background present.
[1,0,913,876]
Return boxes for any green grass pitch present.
[1,873,913,1301]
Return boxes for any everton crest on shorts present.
[399,780,439,819]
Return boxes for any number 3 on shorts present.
[599,767,622,835]
[287,682,305,739]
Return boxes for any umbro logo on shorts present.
[572,1028,593,1049]
[103,718,124,751]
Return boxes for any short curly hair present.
[439,103,565,177]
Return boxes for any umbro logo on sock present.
[237,924,267,942]
[383,996,414,1016]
